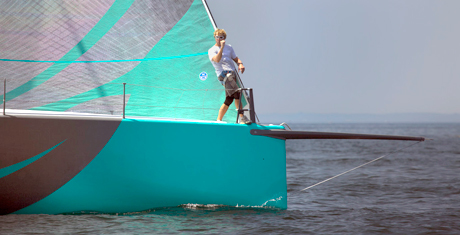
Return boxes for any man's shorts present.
[224,90,241,106]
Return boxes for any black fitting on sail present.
[250,129,425,141]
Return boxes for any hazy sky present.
[206,0,459,115]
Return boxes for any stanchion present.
[3,79,5,115]
[123,83,126,119]
[248,88,256,123]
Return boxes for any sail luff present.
[202,0,218,30]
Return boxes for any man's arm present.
[212,40,225,63]
[233,57,245,74]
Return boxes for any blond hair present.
[213,29,227,39]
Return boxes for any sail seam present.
[0,52,207,64]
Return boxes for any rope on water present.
[300,141,423,191]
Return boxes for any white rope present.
[300,141,423,191]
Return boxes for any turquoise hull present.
[0,115,287,214]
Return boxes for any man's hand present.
[238,63,245,74]
[220,40,226,48]
[233,57,245,74]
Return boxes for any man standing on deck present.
[208,29,250,124]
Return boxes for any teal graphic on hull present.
[0,140,66,179]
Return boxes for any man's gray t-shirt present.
[208,44,237,77]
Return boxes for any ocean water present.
[1,123,459,234]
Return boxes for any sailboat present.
[0,0,424,215]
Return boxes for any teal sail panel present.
[0,0,238,122]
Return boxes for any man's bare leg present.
[217,104,229,121]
